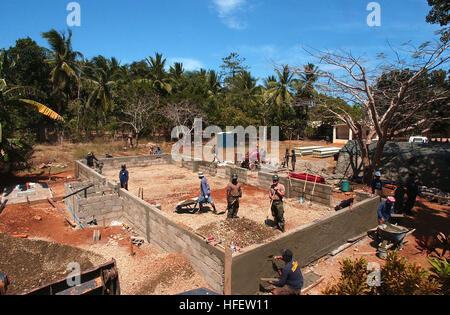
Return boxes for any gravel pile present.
[197,218,278,249]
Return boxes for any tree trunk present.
[135,132,139,148]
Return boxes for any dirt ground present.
[0,172,211,295]
[103,164,335,248]
[303,197,450,295]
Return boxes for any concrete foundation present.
[72,154,380,294]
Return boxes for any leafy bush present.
[427,257,450,295]
[323,251,442,295]
[323,257,373,295]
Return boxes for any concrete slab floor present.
[103,164,335,248]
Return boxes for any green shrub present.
[428,257,450,295]
[323,251,442,295]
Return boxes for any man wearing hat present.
[85,151,99,169]
[371,171,383,196]
[269,175,286,232]
[196,172,217,214]
[378,196,396,225]
[226,174,243,219]
[268,249,303,295]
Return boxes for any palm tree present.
[207,70,221,96]
[1,49,63,171]
[84,56,121,113]
[265,65,295,105]
[297,63,321,102]
[169,62,185,92]
[0,49,63,121]
[41,29,82,96]
[145,53,171,94]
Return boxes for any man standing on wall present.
[86,152,98,169]
[371,171,383,196]
[269,175,286,233]
[268,249,303,295]
[196,172,217,214]
[226,174,243,219]
[119,165,129,190]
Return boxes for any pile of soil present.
[136,253,196,295]
[197,218,278,248]
[0,234,104,295]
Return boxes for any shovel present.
[309,175,318,207]
[299,173,309,204]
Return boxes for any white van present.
[409,136,429,143]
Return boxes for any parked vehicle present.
[409,136,429,143]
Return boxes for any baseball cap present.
[387,196,396,203]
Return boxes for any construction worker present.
[119,165,129,190]
[394,183,406,214]
[226,174,243,219]
[85,152,99,168]
[0,272,9,295]
[405,180,419,215]
[269,175,286,233]
[196,172,217,214]
[378,196,396,225]
[291,149,297,172]
[284,149,290,169]
[371,171,383,195]
[268,249,303,295]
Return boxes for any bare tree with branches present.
[120,90,158,147]
[295,40,449,183]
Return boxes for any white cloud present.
[167,58,204,71]
[212,0,247,30]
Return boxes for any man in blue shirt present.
[378,196,396,224]
[371,171,383,195]
[196,172,217,214]
[269,249,304,295]
[119,165,129,191]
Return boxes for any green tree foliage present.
[426,0,449,42]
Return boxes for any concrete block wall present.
[64,182,122,226]
[76,194,123,225]
[355,190,375,203]
[100,154,173,170]
[198,161,218,177]
[75,160,107,184]
[289,177,333,207]
[118,188,225,293]
[230,196,380,294]
[257,172,332,206]
[225,166,249,184]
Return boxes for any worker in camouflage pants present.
[270,175,286,233]
[226,174,243,219]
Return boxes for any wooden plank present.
[224,242,232,295]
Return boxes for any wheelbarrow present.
[376,223,410,259]
[174,198,199,214]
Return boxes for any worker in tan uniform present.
[270,175,286,233]
[226,174,243,219]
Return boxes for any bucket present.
[341,181,350,192]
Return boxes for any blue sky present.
[0,0,443,80]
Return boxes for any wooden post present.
[102,216,106,229]
[129,237,135,257]
[224,240,232,295]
